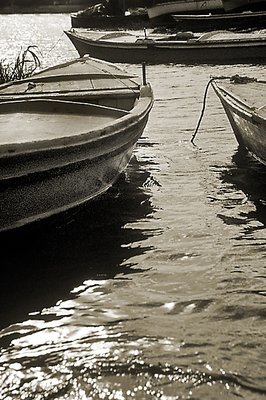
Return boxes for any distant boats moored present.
[0,57,153,232]
[212,77,266,166]
[65,29,266,65]
[69,0,266,30]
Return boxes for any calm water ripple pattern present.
[0,14,265,400]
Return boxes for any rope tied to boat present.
[190,74,257,146]
[229,74,257,84]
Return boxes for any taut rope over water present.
[190,74,257,147]
[190,77,216,147]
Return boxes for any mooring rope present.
[47,31,65,54]
[191,77,215,147]
[190,76,228,147]
[190,74,257,147]
[45,32,140,94]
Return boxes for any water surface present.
[0,15,266,400]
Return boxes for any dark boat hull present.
[222,0,266,12]
[0,128,144,231]
[71,13,150,29]
[172,11,266,32]
[65,31,266,65]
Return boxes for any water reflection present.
[221,146,266,227]
[0,156,157,329]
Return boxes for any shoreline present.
[0,6,84,14]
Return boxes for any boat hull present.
[147,0,223,19]
[0,90,153,232]
[222,0,266,12]
[212,81,266,165]
[65,31,266,65]
[172,11,266,32]
[0,137,140,232]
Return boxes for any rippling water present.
[0,14,266,400]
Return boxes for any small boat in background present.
[70,0,151,29]
[212,77,266,166]
[71,8,150,29]
[172,10,266,32]
[222,0,266,12]
[0,58,153,232]
[147,0,224,19]
[65,29,266,65]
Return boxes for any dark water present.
[0,14,266,400]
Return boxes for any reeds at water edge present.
[0,46,41,84]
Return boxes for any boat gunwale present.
[0,87,140,99]
[172,10,266,20]
[0,73,139,85]
[0,86,153,157]
[211,80,257,121]
[67,30,266,48]
[0,122,148,182]
[212,80,266,134]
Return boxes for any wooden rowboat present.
[65,29,266,65]
[0,55,142,109]
[211,78,266,165]
[0,62,153,232]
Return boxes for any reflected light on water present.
[0,14,266,400]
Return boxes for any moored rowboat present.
[0,61,153,232]
[211,77,266,165]
[65,29,266,65]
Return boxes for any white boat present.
[212,78,266,165]
[147,0,224,20]
[0,58,153,232]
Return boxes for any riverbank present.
[0,0,150,14]
[0,5,84,13]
